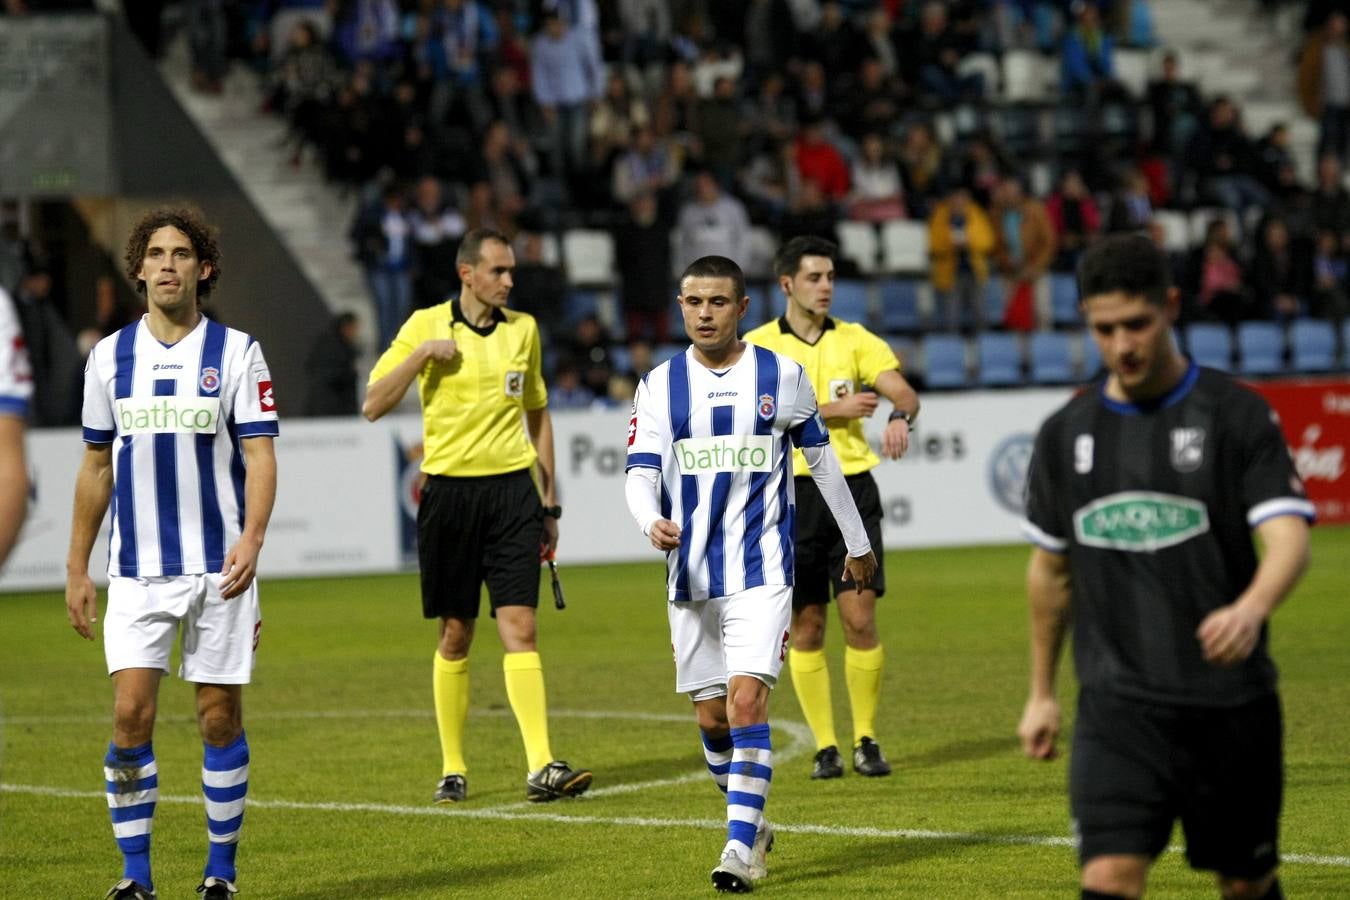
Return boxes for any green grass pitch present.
[3,530,1348,897]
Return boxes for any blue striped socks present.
[701,730,734,795]
[202,732,249,883]
[724,724,772,863]
[105,742,157,890]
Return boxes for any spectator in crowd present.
[793,115,851,203]
[1105,167,1155,232]
[408,175,466,310]
[929,186,995,333]
[509,231,568,342]
[267,19,340,167]
[1185,96,1271,218]
[1249,215,1308,323]
[614,192,674,343]
[803,1,861,76]
[959,132,1012,209]
[905,1,983,106]
[549,357,594,409]
[350,182,414,351]
[653,60,700,154]
[563,314,616,402]
[618,0,672,77]
[780,177,841,244]
[472,65,541,151]
[612,124,682,207]
[531,10,604,186]
[334,0,401,66]
[741,71,797,158]
[266,0,333,65]
[1187,217,1249,326]
[426,0,495,123]
[1060,1,1117,99]
[897,120,948,219]
[794,59,833,121]
[696,75,744,189]
[1255,123,1297,196]
[1047,169,1102,273]
[1297,11,1350,166]
[991,175,1057,327]
[187,0,228,94]
[91,273,141,336]
[1310,153,1350,242]
[621,337,655,382]
[840,56,904,144]
[1146,50,1203,158]
[304,311,361,416]
[675,169,751,269]
[589,70,650,177]
[1310,227,1349,325]
[13,261,79,427]
[848,133,906,224]
[471,119,538,233]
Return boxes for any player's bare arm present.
[221,436,277,600]
[1019,547,1072,760]
[65,444,114,640]
[527,406,560,557]
[1197,514,1311,668]
[873,369,920,460]
[362,339,458,421]
[0,416,27,567]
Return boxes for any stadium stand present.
[923,335,971,390]
[976,332,1024,387]
[1289,320,1338,373]
[1185,323,1234,371]
[1237,321,1285,376]
[1029,332,1076,385]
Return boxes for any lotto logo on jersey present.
[257,380,275,411]
[675,435,775,474]
[116,397,221,435]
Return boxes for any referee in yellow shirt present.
[745,236,920,781]
[363,227,592,804]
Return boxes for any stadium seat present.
[958,53,1001,101]
[1153,210,1191,253]
[1049,273,1081,328]
[1080,332,1103,379]
[976,332,1024,386]
[744,226,777,279]
[1236,321,1285,376]
[831,279,872,324]
[922,335,970,389]
[983,277,1006,326]
[1112,48,1150,99]
[877,278,925,333]
[836,221,880,275]
[561,229,616,286]
[1029,332,1075,384]
[1185,323,1234,370]
[1289,319,1337,372]
[1003,50,1054,103]
[880,220,929,274]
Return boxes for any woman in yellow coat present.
[928,186,996,332]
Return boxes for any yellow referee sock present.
[503,651,553,773]
[788,648,839,751]
[432,653,470,776]
[845,644,885,745]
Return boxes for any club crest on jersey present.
[199,366,220,393]
[505,371,524,397]
[1170,427,1205,472]
[1074,434,1094,474]
[829,379,852,399]
[758,393,775,420]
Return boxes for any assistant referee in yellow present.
[363,227,592,805]
[745,235,920,781]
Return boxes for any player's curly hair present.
[123,207,222,298]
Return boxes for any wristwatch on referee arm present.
[888,409,915,429]
[543,505,562,519]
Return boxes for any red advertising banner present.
[1248,378,1350,524]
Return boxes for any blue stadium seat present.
[1080,332,1103,380]
[1185,323,1233,371]
[976,332,1024,386]
[831,279,871,324]
[983,277,1006,326]
[922,335,970,389]
[877,278,924,333]
[1028,332,1074,384]
[1049,273,1081,328]
[1236,321,1285,376]
[1289,320,1337,372]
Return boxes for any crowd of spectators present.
[4,0,1350,413]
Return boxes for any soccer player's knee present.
[1081,855,1146,898]
[112,696,156,741]
[1218,873,1280,900]
[198,699,243,746]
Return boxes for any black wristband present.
[888,410,914,427]
[543,505,562,519]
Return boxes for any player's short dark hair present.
[680,255,745,301]
[456,227,510,268]
[124,206,221,298]
[1077,233,1171,307]
[774,236,837,280]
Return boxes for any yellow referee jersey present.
[744,316,900,477]
[369,298,547,477]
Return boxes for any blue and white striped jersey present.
[82,315,280,577]
[0,288,32,419]
[626,343,829,602]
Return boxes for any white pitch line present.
[4,783,1349,869]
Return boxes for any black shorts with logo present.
[792,472,886,607]
[417,468,544,620]
[1070,687,1283,877]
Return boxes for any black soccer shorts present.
[1070,687,1283,878]
[417,468,544,620]
[792,472,886,607]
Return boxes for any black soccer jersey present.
[1023,364,1315,707]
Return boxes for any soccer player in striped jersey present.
[625,255,877,892]
[0,286,32,569]
[65,209,278,900]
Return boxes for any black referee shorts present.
[417,468,544,620]
[792,471,886,608]
[1070,688,1283,878]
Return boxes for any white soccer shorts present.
[668,583,792,699]
[104,574,261,684]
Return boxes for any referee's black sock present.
[1081,891,1134,900]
